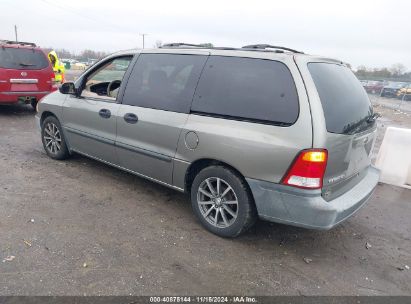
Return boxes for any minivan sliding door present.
[116,53,208,185]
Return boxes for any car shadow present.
[0,104,35,116]
[66,152,353,251]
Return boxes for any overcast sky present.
[1,0,410,70]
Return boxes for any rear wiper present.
[366,112,381,123]
[19,63,35,66]
[343,113,380,134]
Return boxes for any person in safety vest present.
[48,51,65,84]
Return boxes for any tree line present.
[43,41,214,61]
[42,45,410,81]
[42,48,109,61]
[355,63,411,81]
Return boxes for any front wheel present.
[41,116,70,160]
[190,166,257,238]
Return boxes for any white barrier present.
[375,127,411,189]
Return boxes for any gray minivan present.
[36,44,380,237]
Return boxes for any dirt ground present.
[0,95,410,296]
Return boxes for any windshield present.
[0,47,49,70]
[309,62,374,135]
[388,82,406,88]
[367,81,382,85]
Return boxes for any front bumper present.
[35,115,41,130]
[246,166,380,230]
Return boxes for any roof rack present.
[0,40,37,47]
[160,43,239,50]
[242,44,304,54]
[160,42,304,54]
[161,43,205,48]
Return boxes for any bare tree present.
[153,40,163,48]
[199,43,214,48]
[390,63,406,77]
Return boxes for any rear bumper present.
[0,91,52,104]
[246,166,380,230]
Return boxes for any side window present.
[81,56,133,101]
[191,56,299,125]
[122,54,207,113]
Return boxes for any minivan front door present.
[63,96,120,164]
[62,56,133,164]
[115,53,208,185]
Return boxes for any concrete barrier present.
[375,127,411,189]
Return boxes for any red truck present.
[0,40,57,109]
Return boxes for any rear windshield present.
[308,63,373,135]
[0,48,49,70]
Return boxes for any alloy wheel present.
[197,177,239,228]
[43,122,62,155]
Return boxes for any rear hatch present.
[0,47,53,93]
[308,62,377,201]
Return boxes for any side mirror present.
[59,82,76,95]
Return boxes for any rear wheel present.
[190,166,257,238]
[41,116,70,160]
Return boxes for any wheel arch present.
[184,158,253,197]
[40,111,58,126]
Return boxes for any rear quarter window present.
[191,56,299,125]
[0,48,49,70]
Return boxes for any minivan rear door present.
[301,60,377,200]
[116,51,208,185]
[0,47,52,94]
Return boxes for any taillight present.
[282,149,328,189]
[47,72,58,90]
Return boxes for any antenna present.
[14,25,18,42]
[140,33,148,49]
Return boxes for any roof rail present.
[161,43,204,48]
[0,40,37,47]
[160,43,239,51]
[242,44,304,54]
[159,42,304,54]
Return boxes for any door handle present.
[99,109,111,119]
[124,113,138,124]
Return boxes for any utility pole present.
[140,33,147,49]
[14,25,18,42]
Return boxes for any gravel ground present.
[0,96,410,296]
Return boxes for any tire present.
[41,116,70,160]
[190,165,257,238]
